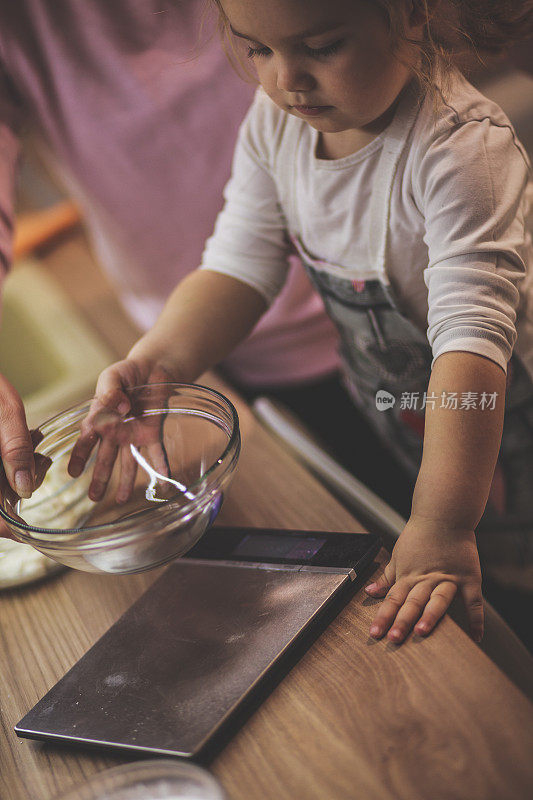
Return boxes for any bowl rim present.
[0,382,240,541]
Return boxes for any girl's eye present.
[246,39,343,60]
[247,45,272,59]
[304,40,343,58]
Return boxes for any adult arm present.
[0,62,37,503]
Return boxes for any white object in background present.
[54,760,227,800]
[0,539,63,589]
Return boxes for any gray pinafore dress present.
[290,90,533,571]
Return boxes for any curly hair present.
[381,0,533,85]
[209,0,533,89]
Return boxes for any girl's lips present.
[293,105,333,116]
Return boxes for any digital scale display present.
[232,533,327,561]
[185,527,381,569]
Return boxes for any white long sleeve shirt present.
[201,71,533,377]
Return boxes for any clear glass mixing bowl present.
[0,384,240,574]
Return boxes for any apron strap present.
[368,82,421,285]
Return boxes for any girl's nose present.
[276,58,315,93]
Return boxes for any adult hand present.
[0,517,15,540]
[0,374,35,501]
[0,424,53,538]
[365,517,484,644]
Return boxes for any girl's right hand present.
[365,517,484,643]
[67,357,177,502]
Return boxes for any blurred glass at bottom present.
[54,760,227,800]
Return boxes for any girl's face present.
[221,0,422,149]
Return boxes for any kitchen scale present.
[15,527,380,761]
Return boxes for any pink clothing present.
[0,0,339,387]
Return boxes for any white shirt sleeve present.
[413,115,530,372]
[199,92,290,305]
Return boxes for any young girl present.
[70,0,532,644]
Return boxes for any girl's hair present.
[381,1,533,87]
[210,0,533,90]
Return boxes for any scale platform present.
[15,527,380,760]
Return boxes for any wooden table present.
[1,232,533,799]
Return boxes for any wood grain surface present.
[1,232,532,800]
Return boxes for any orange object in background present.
[13,200,80,259]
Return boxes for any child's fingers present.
[115,446,138,505]
[384,579,439,643]
[68,397,109,478]
[68,361,138,478]
[95,365,135,415]
[68,429,99,477]
[369,579,411,639]
[68,397,127,480]
[365,562,394,597]
[413,581,458,637]
[461,581,484,643]
[146,440,171,480]
[88,437,119,502]
[96,386,131,417]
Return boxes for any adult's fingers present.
[0,517,15,540]
[0,375,35,498]
[461,581,484,643]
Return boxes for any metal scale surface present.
[16,527,380,760]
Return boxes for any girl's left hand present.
[365,518,484,644]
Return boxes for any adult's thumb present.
[0,376,35,499]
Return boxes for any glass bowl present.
[0,384,240,574]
